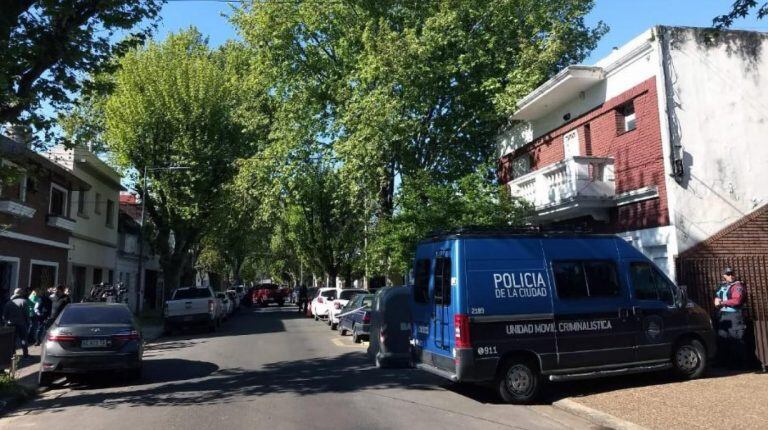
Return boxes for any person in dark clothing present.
[2,288,30,358]
[34,288,53,346]
[49,285,71,324]
[298,284,309,313]
[714,267,749,368]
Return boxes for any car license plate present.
[81,339,109,348]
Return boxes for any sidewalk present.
[557,368,768,430]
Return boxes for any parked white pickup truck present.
[163,286,221,334]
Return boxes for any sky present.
[156,0,768,64]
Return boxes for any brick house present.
[498,26,768,279]
[0,135,89,303]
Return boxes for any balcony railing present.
[0,199,36,218]
[46,214,76,232]
[507,156,616,221]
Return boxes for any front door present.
[627,261,688,362]
[73,266,86,301]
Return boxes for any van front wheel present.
[672,338,707,379]
[496,359,541,404]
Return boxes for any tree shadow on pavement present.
[15,352,440,415]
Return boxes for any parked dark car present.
[39,303,143,387]
[368,286,412,368]
[338,293,374,343]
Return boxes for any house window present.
[77,190,87,216]
[618,102,636,133]
[49,184,68,217]
[95,193,102,214]
[511,154,532,179]
[106,199,115,228]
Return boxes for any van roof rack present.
[422,225,615,241]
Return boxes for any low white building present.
[45,145,124,300]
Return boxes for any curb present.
[553,399,648,430]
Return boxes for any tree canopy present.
[0,0,163,137]
[714,0,768,28]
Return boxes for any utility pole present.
[136,165,147,315]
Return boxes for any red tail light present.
[47,334,77,342]
[454,314,471,348]
[113,330,140,341]
[363,313,371,324]
[208,299,214,313]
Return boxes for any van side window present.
[433,257,451,306]
[553,261,620,299]
[630,262,674,305]
[414,259,430,303]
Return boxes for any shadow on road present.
[16,352,438,414]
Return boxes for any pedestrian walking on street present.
[298,284,308,313]
[714,267,750,368]
[50,285,71,323]
[34,288,53,346]
[2,288,31,359]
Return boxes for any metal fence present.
[677,255,768,369]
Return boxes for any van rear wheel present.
[496,359,541,404]
[672,338,707,379]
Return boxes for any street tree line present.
[18,0,764,292]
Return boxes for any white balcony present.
[508,156,616,221]
[0,200,36,218]
[46,215,76,232]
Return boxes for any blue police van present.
[409,229,716,403]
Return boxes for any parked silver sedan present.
[39,303,143,387]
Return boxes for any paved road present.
[1,306,594,430]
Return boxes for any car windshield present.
[173,288,212,299]
[360,295,374,308]
[59,306,133,325]
[339,290,364,300]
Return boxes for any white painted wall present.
[661,28,768,252]
[498,29,659,157]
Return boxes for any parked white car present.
[310,287,337,320]
[328,289,367,330]
[164,286,221,333]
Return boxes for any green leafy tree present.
[0,0,163,136]
[102,29,250,293]
[369,166,531,277]
[714,0,768,28]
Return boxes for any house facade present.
[45,145,124,301]
[0,135,89,303]
[498,26,768,278]
[117,192,163,313]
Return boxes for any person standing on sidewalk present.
[2,288,30,359]
[714,267,748,368]
[26,288,40,344]
[34,288,53,346]
[50,285,71,323]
